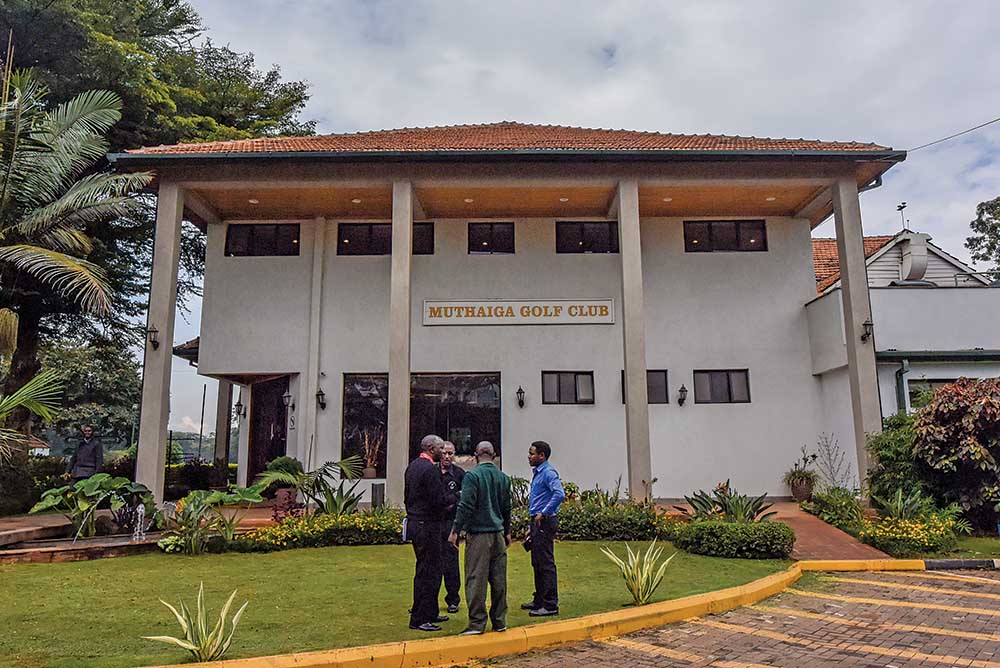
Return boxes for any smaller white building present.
[808,229,1000,445]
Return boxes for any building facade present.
[115,122,905,501]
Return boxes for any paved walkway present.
[493,569,1000,668]
[769,501,888,560]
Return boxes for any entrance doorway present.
[248,376,289,482]
[409,373,501,469]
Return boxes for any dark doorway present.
[248,376,289,482]
[409,373,501,469]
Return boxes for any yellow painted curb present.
[797,559,926,572]
[144,565,802,668]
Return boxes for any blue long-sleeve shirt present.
[528,460,565,516]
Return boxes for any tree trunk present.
[3,302,42,436]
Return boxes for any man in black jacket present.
[67,425,103,482]
[404,434,450,631]
[439,441,466,614]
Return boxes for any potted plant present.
[783,447,819,501]
[360,426,384,479]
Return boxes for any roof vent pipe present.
[900,232,931,281]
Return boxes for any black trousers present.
[529,515,559,609]
[409,519,444,626]
[440,521,461,607]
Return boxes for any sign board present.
[422,299,615,326]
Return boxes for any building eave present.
[876,349,1000,363]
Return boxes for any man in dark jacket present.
[67,425,103,482]
[404,434,450,631]
[439,441,466,614]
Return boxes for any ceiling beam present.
[183,189,222,226]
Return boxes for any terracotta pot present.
[363,467,378,479]
[274,487,297,509]
[790,479,814,502]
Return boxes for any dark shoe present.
[494,625,507,633]
[528,607,559,617]
[459,627,484,636]
[447,604,460,614]
[433,615,449,623]
[520,602,538,610]
[409,622,442,631]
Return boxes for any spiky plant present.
[143,583,249,662]
[601,541,676,606]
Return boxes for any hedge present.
[510,503,687,542]
[674,520,795,559]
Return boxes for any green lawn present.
[1,542,787,668]
[945,536,1000,558]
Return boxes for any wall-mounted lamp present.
[282,390,295,411]
[677,384,688,406]
[147,326,160,350]
[316,388,327,410]
[516,386,525,408]
[234,393,246,419]
[860,318,875,343]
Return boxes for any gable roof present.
[121,121,893,157]
[812,235,896,293]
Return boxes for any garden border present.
[138,557,998,668]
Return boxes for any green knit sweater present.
[452,462,512,535]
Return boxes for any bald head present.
[420,434,444,462]
[474,441,495,461]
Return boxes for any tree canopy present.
[966,196,1000,271]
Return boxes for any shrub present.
[261,456,303,496]
[234,507,405,552]
[858,516,959,557]
[914,378,1000,530]
[800,487,865,533]
[0,463,36,515]
[872,488,936,520]
[101,453,136,479]
[26,456,69,494]
[511,502,686,542]
[601,541,676,606]
[510,476,530,508]
[867,412,923,501]
[675,521,794,559]
[143,583,248,662]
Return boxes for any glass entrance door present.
[409,373,501,469]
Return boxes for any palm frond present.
[0,368,62,421]
[0,307,16,355]
[36,89,122,148]
[14,171,151,237]
[0,244,111,314]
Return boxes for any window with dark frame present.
[336,222,435,255]
[468,222,515,254]
[693,370,751,404]
[341,373,389,477]
[620,369,669,404]
[225,223,300,256]
[541,371,595,404]
[683,220,767,253]
[556,221,620,254]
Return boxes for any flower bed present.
[231,508,405,552]
[857,516,959,557]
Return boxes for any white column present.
[617,180,653,500]
[386,181,413,506]
[136,182,184,501]
[303,217,327,471]
[832,177,882,479]
[213,380,233,464]
[236,387,250,487]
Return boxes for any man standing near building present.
[440,441,465,614]
[523,440,565,617]
[404,434,450,632]
[67,425,103,483]
[449,441,511,636]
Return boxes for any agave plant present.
[254,456,363,516]
[601,541,676,606]
[872,488,937,521]
[143,583,248,662]
[674,480,776,523]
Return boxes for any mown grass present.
[1,541,787,668]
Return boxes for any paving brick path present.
[493,569,1000,668]
[769,501,888,560]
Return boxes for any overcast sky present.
[167,0,1000,434]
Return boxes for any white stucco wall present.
[870,287,1000,351]
[200,215,827,497]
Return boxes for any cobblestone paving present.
[491,570,1000,668]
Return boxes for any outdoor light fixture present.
[662,197,673,202]
[677,384,688,406]
[234,393,245,419]
[464,198,474,203]
[516,386,525,408]
[765,196,777,202]
[316,388,327,410]
[147,326,160,350]
[860,318,875,343]
[247,198,259,204]
[351,198,362,204]
[282,390,295,411]
[559,197,569,202]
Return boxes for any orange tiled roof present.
[813,235,896,293]
[127,122,891,156]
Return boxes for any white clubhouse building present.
[115,122,918,502]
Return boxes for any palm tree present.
[0,368,60,463]
[0,55,150,432]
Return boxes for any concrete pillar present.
[617,180,653,500]
[213,380,233,464]
[235,387,250,487]
[386,181,413,506]
[832,177,882,480]
[136,182,184,501]
[303,217,327,470]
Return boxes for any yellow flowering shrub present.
[233,508,404,552]
[858,515,958,557]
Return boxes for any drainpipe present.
[894,359,910,414]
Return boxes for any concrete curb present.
[923,558,1000,570]
[797,559,926,571]
[145,565,803,668]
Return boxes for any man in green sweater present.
[448,441,512,636]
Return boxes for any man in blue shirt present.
[523,440,565,616]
